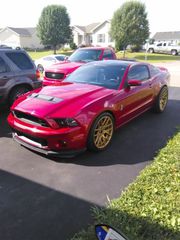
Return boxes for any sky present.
[1,0,180,36]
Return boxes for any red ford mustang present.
[7,60,170,157]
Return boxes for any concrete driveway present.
[155,61,180,87]
[0,62,180,240]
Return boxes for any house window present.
[108,34,113,42]
[97,34,105,43]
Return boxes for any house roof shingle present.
[8,27,36,36]
[74,22,100,33]
[153,31,180,40]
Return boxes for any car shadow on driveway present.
[49,98,180,166]
[0,169,94,240]
[0,106,11,139]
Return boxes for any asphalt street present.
[0,63,180,240]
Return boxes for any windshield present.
[55,55,66,61]
[64,63,127,90]
[68,49,102,62]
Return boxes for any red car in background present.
[43,47,116,86]
[8,60,170,157]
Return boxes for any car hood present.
[13,83,114,118]
[45,61,85,74]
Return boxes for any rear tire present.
[171,49,177,56]
[87,112,114,152]
[153,86,168,113]
[148,48,154,53]
[8,86,30,106]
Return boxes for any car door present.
[0,56,14,102]
[115,64,154,124]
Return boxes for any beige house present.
[152,31,180,45]
[72,20,115,47]
[0,27,43,49]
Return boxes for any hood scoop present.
[28,93,63,103]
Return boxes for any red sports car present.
[8,60,170,157]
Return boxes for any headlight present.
[46,118,79,129]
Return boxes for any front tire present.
[87,112,114,152]
[153,86,168,113]
[8,86,30,106]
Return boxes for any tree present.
[110,1,149,57]
[37,5,72,54]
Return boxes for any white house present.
[72,20,115,47]
[152,31,180,45]
[0,27,43,49]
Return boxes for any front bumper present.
[8,113,87,157]
[42,78,65,86]
[13,132,86,157]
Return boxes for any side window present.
[6,52,34,70]
[103,50,114,59]
[43,57,54,61]
[149,65,160,77]
[128,65,150,81]
[0,57,9,73]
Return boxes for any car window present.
[128,65,150,81]
[6,52,34,70]
[102,50,114,59]
[55,55,65,61]
[43,57,54,61]
[149,65,160,77]
[0,57,9,73]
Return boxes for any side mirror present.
[127,79,142,87]
[64,56,69,61]
[95,224,128,240]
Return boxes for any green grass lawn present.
[27,49,180,63]
[71,130,180,240]
[27,49,73,60]
[116,51,180,63]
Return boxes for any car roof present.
[82,60,140,67]
[0,49,24,53]
[77,47,113,50]
[41,54,66,58]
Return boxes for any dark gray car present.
[0,49,42,106]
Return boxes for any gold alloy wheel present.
[159,87,168,111]
[93,115,113,149]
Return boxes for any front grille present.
[13,110,49,127]
[45,72,65,80]
[15,130,47,146]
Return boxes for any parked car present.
[148,42,180,55]
[8,60,170,157]
[43,47,117,86]
[0,44,12,49]
[0,49,42,106]
[34,54,67,73]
